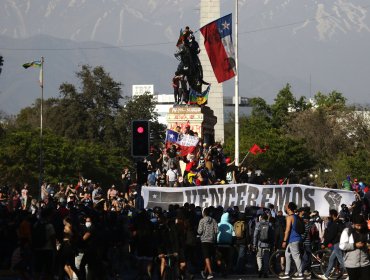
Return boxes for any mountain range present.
[1,0,370,114]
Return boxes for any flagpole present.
[234,0,240,166]
[39,57,44,199]
[240,151,250,166]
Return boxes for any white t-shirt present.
[166,169,178,182]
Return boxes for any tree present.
[249,97,271,121]
[314,91,346,109]
[0,110,8,137]
[0,129,126,195]
[286,108,347,167]
[54,65,123,146]
[224,113,313,180]
[13,65,165,157]
[2,65,166,188]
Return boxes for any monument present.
[199,0,224,143]
[166,106,217,145]
[167,0,224,145]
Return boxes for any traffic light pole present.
[131,120,150,158]
[131,120,150,210]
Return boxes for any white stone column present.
[199,0,224,143]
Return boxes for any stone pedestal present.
[167,105,217,144]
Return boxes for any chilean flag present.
[165,129,179,148]
[177,134,199,156]
[200,14,236,83]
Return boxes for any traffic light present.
[131,120,150,157]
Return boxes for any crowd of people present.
[140,123,278,189]
[0,124,369,280]
[0,173,369,280]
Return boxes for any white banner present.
[141,184,356,217]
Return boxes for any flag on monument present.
[177,134,199,156]
[189,85,211,105]
[165,129,179,144]
[200,13,236,83]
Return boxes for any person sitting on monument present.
[172,72,181,104]
[183,26,193,43]
[195,168,210,186]
[175,125,184,142]
[179,74,189,104]
[182,153,197,187]
[184,124,194,136]
[176,26,193,48]
[186,33,200,61]
[166,144,179,171]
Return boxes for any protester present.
[197,207,218,279]
[280,202,304,280]
[166,164,179,187]
[253,213,274,278]
[321,209,346,279]
[216,211,235,277]
[339,214,370,280]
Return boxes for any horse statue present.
[175,30,205,94]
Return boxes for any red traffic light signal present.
[131,120,150,157]
[137,126,145,134]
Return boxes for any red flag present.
[200,14,236,83]
[249,144,262,155]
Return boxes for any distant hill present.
[0,34,320,114]
[2,0,370,113]
[0,35,178,113]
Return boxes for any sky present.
[1,0,370,114]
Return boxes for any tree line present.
[0,65,369,193]
[0,65,165,192]
[224,84,370,186]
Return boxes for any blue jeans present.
[235,244,246,273]
[324,243,345,277]
[302,244,312,272]
[147,172,156,186]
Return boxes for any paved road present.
[182,274,280,280]
[0,270,282,280]
[0,275,281,280]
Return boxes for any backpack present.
[234,220,246,239]
[32,221,47,248]
[259,221,271,242]
[294,215,305,235]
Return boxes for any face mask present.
[85,222,92,228]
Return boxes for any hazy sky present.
[1,0,370,113]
